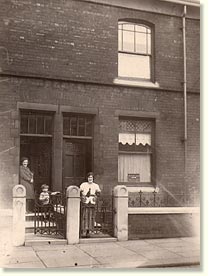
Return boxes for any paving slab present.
[155,241,195,249]
[3,261,46,268]
[176,250,200,258]
[145,238,183,244]
[2,249,40,265]
[36,246,99,268]
[94,251,147,267]
[117,241,161,253]
[77,242,137,258]
[32,244,73,251]
[139,248,180,260]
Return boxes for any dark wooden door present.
[20,137,52,193]
[63,139,92,189]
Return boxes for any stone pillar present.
[12,185,26,246]
[113,185,128,241]
[66,186,80,244]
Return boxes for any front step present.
[25,233,67,246]
[79,237,117,244]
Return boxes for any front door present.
[20,136,52,193]
[63,139,92,189]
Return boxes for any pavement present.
[0,235,200,269]
[0,209,201,269]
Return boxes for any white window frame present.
[118,20,154,82]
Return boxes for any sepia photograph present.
[0,0,202,271]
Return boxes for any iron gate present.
[80,194,114,238]
[34,193,66,238]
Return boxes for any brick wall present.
[0,76,200,207]
[128,213,200,239]
[0,0,199,92]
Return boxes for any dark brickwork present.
[0,0,199,92]
[0,76,200,207]
[0,0,199,216]
[128,213,199,239]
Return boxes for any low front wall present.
[128,207,200,240]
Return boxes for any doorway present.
[20,136,52,194]
[63,138,92,189]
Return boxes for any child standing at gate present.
[39,184,50,205]
[80,172,101,237]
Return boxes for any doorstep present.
[25,233,67,246]
[79,237,117,244]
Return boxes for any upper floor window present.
[118,21,153,80]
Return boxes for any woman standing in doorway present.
[19,157,35,213]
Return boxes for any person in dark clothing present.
[19,157,34,213]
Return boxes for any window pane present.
[122,23,134,31]
[123,30,134,52]
[45,116,52,134]
[118,154,151,182]
[118,53,150,79]
[86,118,93,136]
[28,115,36,134]
[37,116,44,134]
[135,32,147,54]
[118,29,122,51]
[78,117,85,136]
[63,117,70,135]
[20,115,28,134]
[70,117,77,136]
[135,25,147,33]
[147,33,151,55]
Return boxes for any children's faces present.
[22,160,28,167]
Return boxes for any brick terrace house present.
[0,0,199,231]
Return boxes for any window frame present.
[118,117,156,187]
[63,113,94,140]
[20,110,54,137]
[118,19,155,82]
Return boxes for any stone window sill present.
[114,78,160,89]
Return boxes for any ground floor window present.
[118,118,155,186]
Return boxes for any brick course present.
[0,0,199,92]
[0,76,200,207]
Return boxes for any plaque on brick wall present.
[128,174,140,182]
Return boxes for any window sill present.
[113,78,160,89]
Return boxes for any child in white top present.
[39,184,50,205]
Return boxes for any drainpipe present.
[182,5,188,204]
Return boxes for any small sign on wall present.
[128,173,140,182]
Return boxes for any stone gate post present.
[66,186,80,244]
[12,185,26,246]
[113,185,128,241]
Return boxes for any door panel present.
[63,139,92,189]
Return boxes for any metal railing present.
[128,191,200,208]
[34,193,66,238]
[80,195,114,238]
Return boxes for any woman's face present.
[88,175,93,183]
[22,159,28,167]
